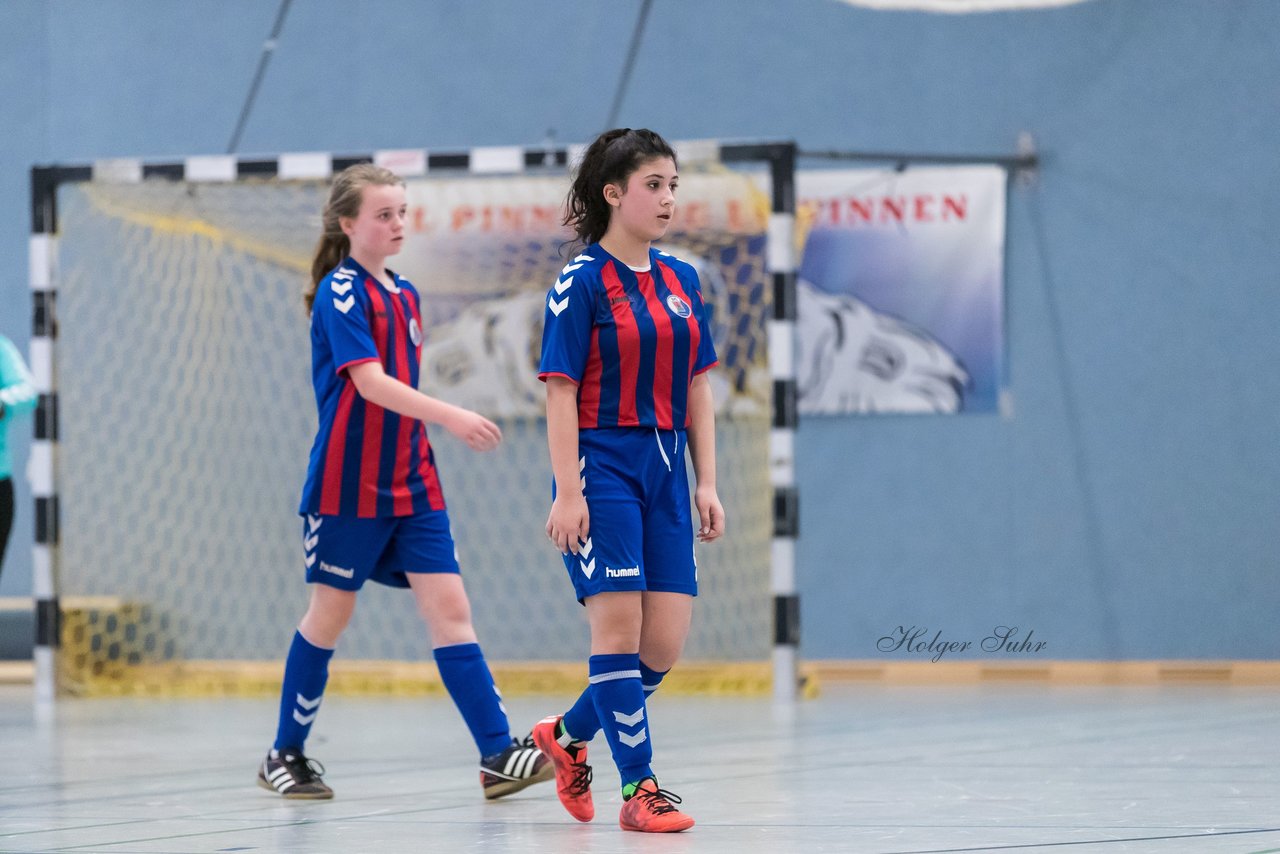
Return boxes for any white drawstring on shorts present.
[655,428,672,471]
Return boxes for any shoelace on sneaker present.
[567,758,593,795]
[281,753,326,784]
[527,728,592,794]
[631,785,682,814]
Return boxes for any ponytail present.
[306,235,349,312]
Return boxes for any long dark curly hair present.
[563,128,677,248]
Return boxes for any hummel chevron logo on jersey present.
[618,729,648,748]
[562,263,584,274]
[334,268,355,280]
[579,556,596,579]
[293,709,319,725]
[303,533,319,551]
[579,538,593,558]
[331,280,353,296]
[304,552,316,568]
[333,295,355,314]
[573,254,594,263]
[613,707,644,727]
[549,268,574,314]
[307,515,322,533]
[296,693,322,710]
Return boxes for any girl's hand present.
[694,485,724,543]
[546,492,590,555]
[443,407,502,452]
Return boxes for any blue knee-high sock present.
[562,687,599,742]
[639,660,668,697]
[588,653,652,786]
[433,642,512,757]
[561,659,668,743]
[273,630,334,752]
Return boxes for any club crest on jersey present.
[409,318,422,347]
[666,294,692,318]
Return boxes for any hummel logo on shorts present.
[319,561,355,579]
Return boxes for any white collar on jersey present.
[376,266,401,294]
[626,262,652,273]
[343,257,401,293]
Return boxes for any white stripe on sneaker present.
[267,767,296,791]
[503,752,523,778]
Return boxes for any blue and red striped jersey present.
[300,258,446,518]
[538,244,718,429]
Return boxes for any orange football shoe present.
[531,715,594,822]
[619,778,694,833]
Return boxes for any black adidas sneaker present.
[257,748,334,799]
[479,735,554,800]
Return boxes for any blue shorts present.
[557,427,698,603]
[301,509,461,591]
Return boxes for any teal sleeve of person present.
[0,335,38,420]
[0,335,38,479]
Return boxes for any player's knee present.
[591,617,643,653]
[585,591,644,652]
[424,614,477,648]
[416,592,473,636]
[298,583,355,645]
[637,640,683,672]
[299,602,355,647]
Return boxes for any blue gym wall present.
[0,0,1275,659]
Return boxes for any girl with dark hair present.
[532,129,725,833]
[257,163,551,801]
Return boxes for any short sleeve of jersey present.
[688,272,719,375]
[314,276,379,374]
[538,269,598,384]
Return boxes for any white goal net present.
[49,153,776,691]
